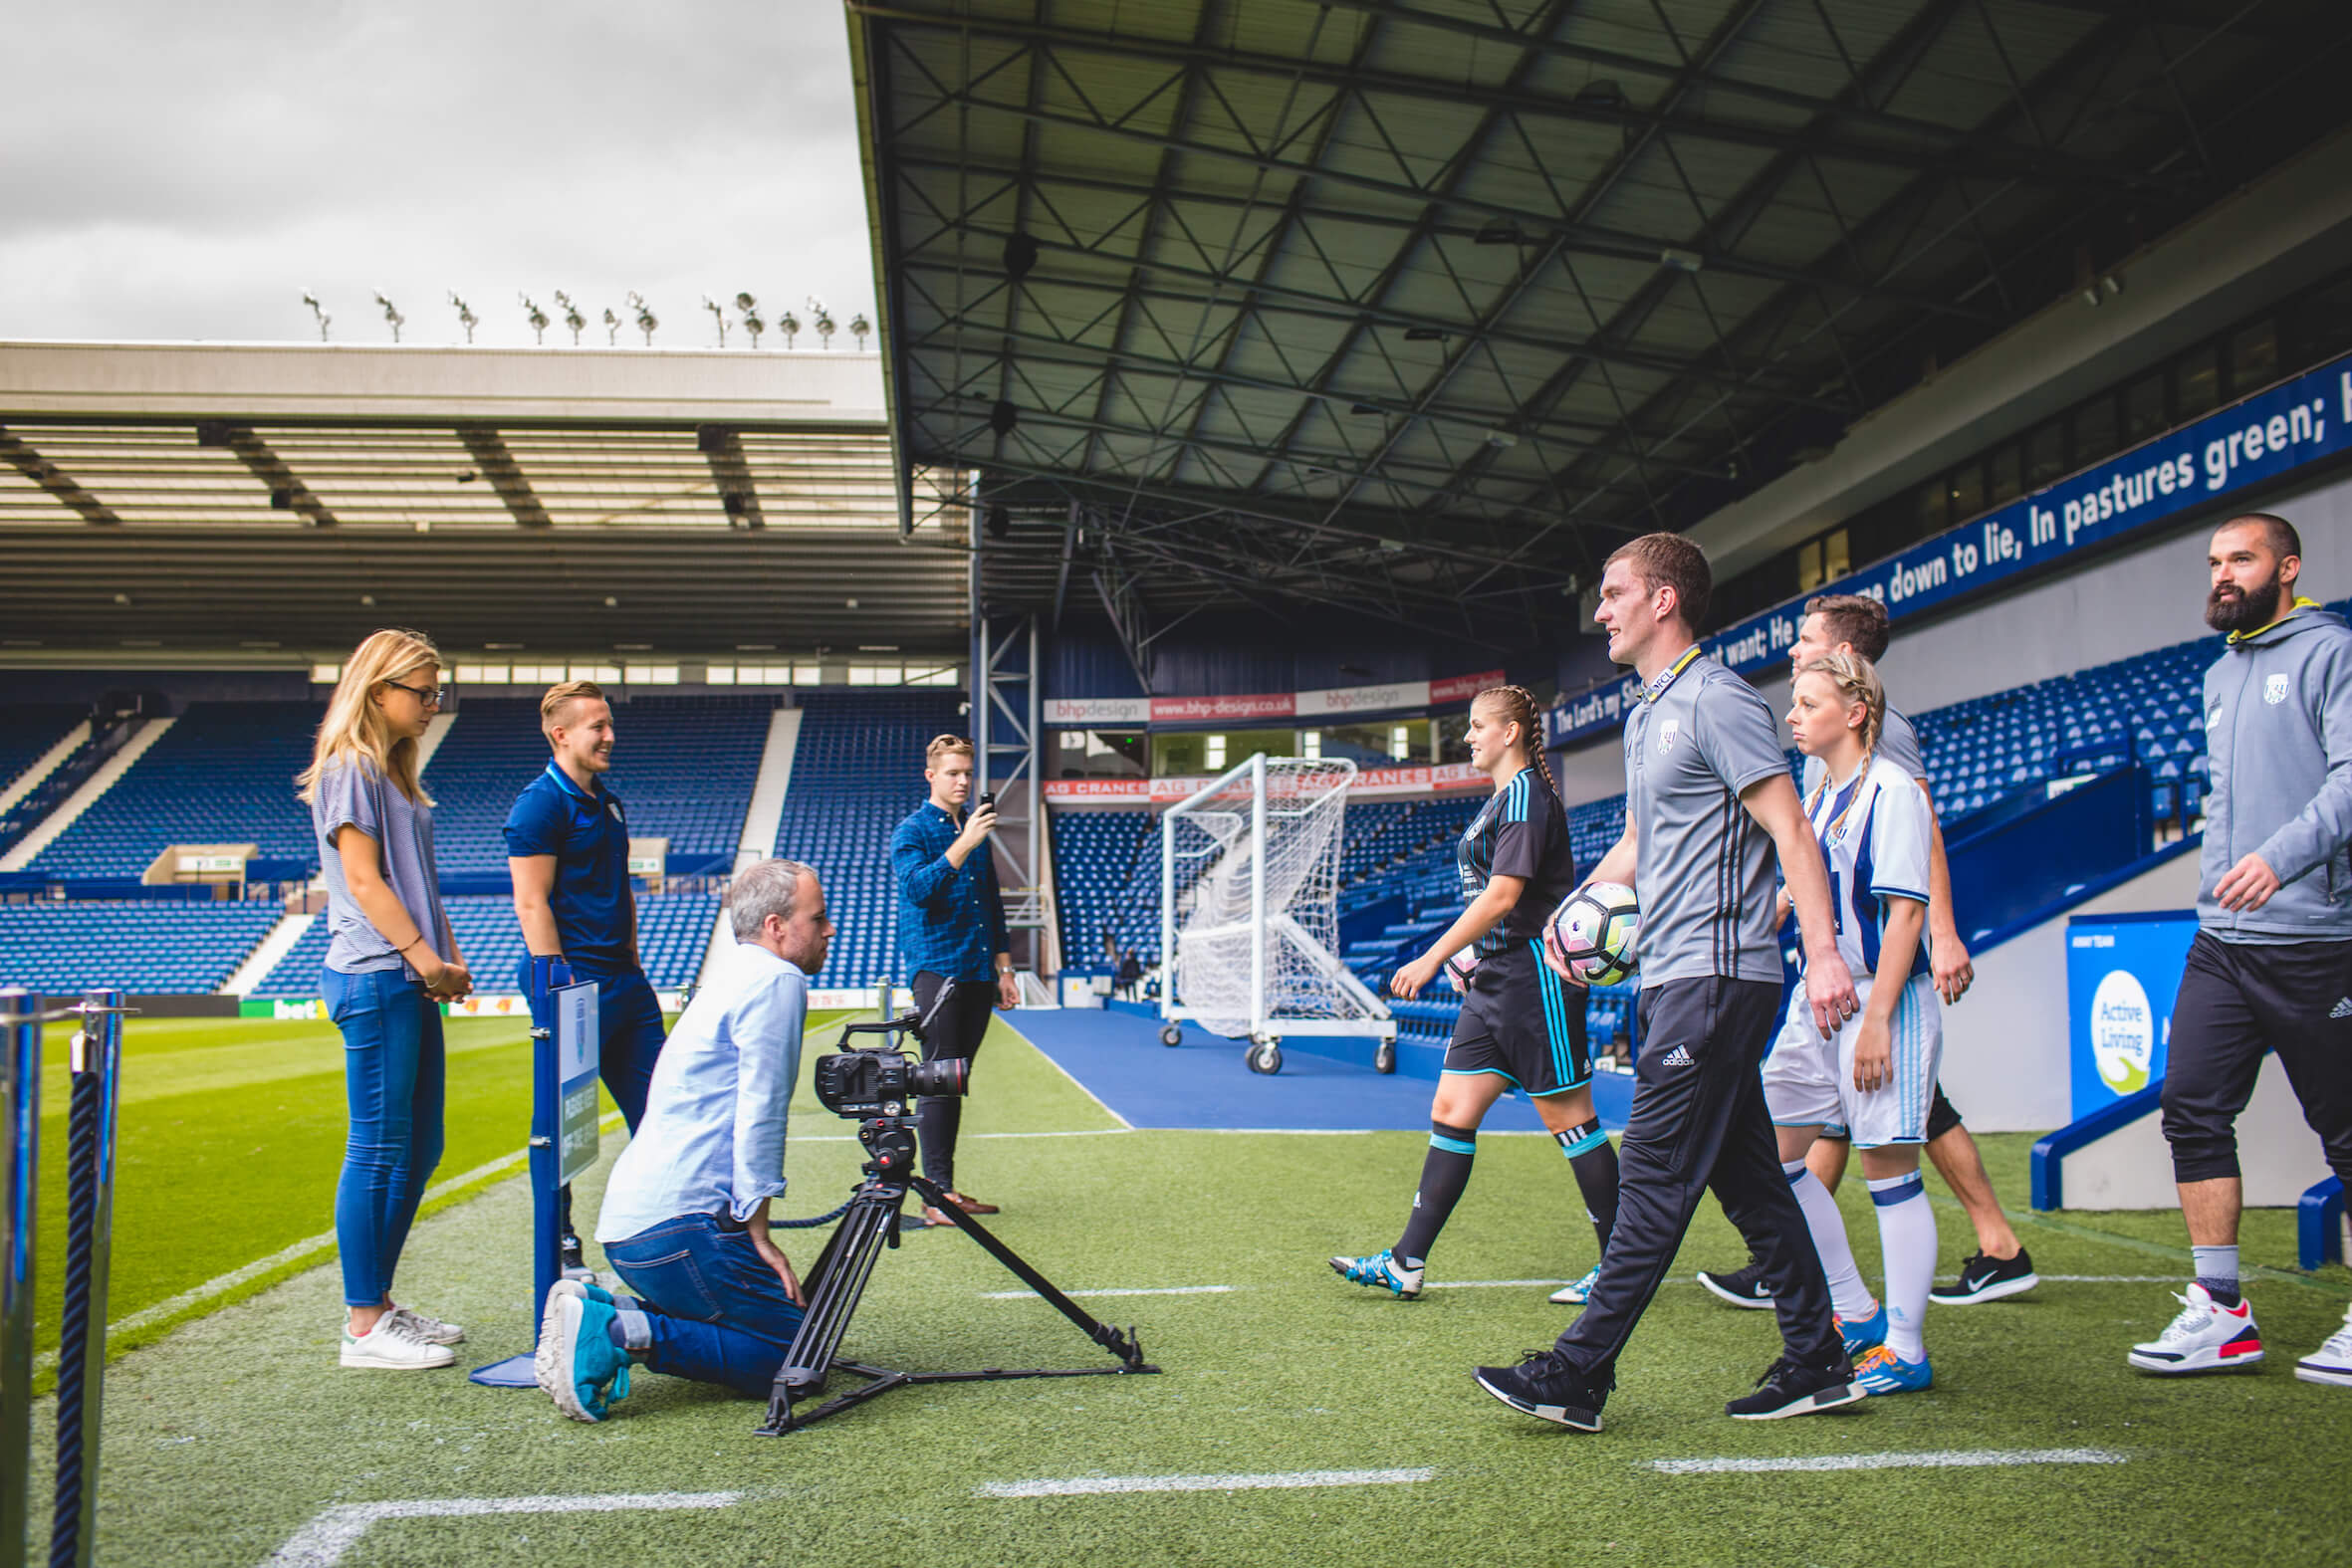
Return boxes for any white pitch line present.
[2039,1275,2181,1283]
[979,1467,1434,1499]
[981,1284,1235,1299]
[266,1489,744,1567]
[1651,1449,2126,1476]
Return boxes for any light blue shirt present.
[594,939,808,1243]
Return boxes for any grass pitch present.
[26,1013,2352,1566]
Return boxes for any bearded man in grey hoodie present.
[2128,513,2352,1389]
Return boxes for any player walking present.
[2133,513,2352,1386]
[1473,534,1862,1432]
[1699,593,2037,1309]
[1328,686,1618,1302]
[1760,651,1943,1395]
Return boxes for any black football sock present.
[1555,1118,1620,1257]
[1394,1121,1479,1269]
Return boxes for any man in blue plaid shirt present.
[891,734,1018,1228]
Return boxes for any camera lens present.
[905,1056,970,1097]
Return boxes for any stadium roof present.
[0,342,970,659]
[849,0,2352,655]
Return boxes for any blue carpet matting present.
[1007,1006,1631,1133]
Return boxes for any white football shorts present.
[1761,972,1942,1148]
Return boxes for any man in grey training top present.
[2131,513,2352,1388]
[1474,533,1864,1432]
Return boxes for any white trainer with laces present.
[2293,1303,2352,1388]
[341,1312,456,1371]
[2127,1282,2263,1374]
[387,1304,465,1346]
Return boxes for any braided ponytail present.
[1475,684,1558,798]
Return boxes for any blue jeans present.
[602,1214,808,1398]
[325,968,446,1309]
[517,960,668,1134]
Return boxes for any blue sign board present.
[2065,910,2197,1119]
[1548,352,2352,747]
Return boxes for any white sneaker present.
[342,1313,456,1370]
[2294,1304,2352,1388]
[2127,1282,2263,1374]
[387,1303,466,1346]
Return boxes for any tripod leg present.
[760,1182,907,1435]
[909,1176,1150,1369]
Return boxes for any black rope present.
[49,1061,100,1568]
[769,1201,852,1231]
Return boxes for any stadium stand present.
[26,702,321,879]
[0,704,85,796]
[0,899,282,995]
[421,695,774,875]
[249,891,720,998]
[769,690,964,987]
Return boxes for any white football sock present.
[1868,1172,1936,1362]
[1785,1161,1873,1320]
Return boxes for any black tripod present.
[757,1114,1159,1435]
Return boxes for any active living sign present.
[1046,669,1504,729]
[1546,350,2352,748]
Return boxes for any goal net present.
[1159,755,1392,1040]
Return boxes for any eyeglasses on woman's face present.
[381,678,445,709]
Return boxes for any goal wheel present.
[1159,1023,1183,1047]
[1374,1040,1396,1075]
[1247,1041,1283,1075]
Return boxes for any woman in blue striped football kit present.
[1329,685,1619,1303]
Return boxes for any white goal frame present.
[1157,753,1395,1045]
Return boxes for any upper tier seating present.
[0,705,86,795]
[423,695,773,873]
[250,891,719,997]
[770,691,965,988]
[0,899,282,995]
[29,702,321,878]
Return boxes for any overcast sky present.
[0,0,875,348]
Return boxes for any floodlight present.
[372,293,405,342]
[521,294,551,345]
[850,313,871,351]
[301,293,332,341]
[702,296,730,347]
[449,293,479,343]
[627,292,658,346]
[555,291,587,345]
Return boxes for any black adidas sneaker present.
[1725,1355,1864,1420]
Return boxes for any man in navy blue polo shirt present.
[891,734,1018,1228]
[507,680,669,1134]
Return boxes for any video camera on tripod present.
[758,1010,1160,1436]
[809,1012,968,1183]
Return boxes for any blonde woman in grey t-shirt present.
[297,628,473,1371]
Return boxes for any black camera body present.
[810,1013,970,1119]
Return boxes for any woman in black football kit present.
[1328,686,1621,1302]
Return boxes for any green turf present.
[23,1010,851,1361]
[27,1013,2352,1566]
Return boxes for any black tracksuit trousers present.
[1552,976,1845,1382]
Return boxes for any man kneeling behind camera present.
[535,856,829,1422]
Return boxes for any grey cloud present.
[0,0,875,347]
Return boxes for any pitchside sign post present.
[471,980,599,1388]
